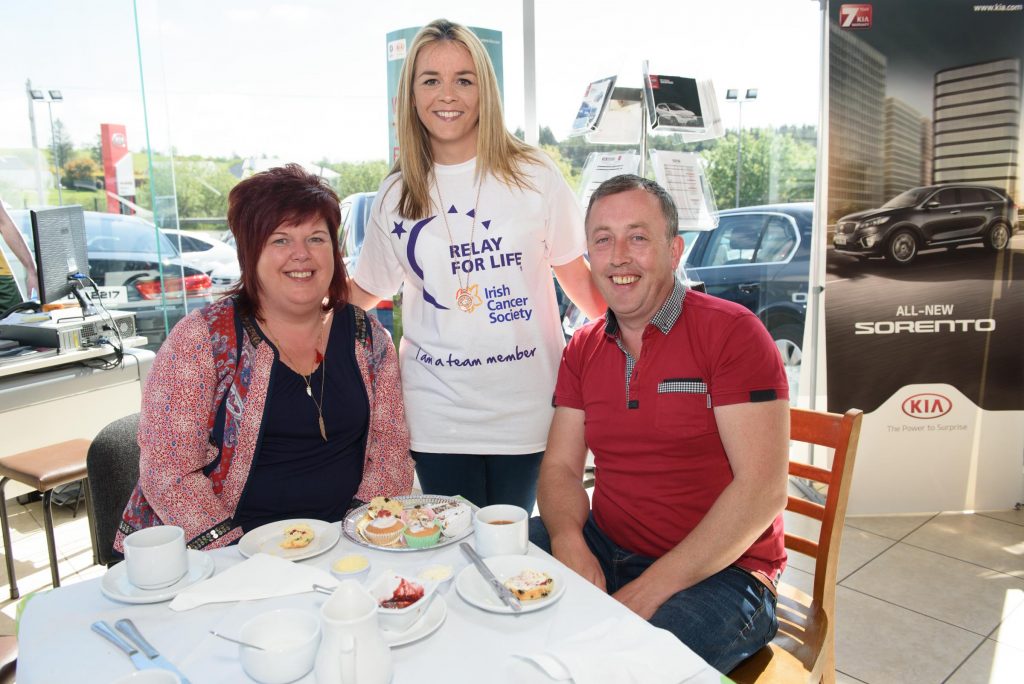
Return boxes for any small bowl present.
[368,573,436,633]
[330,553,371,582]
[416,563,454,594]
[239,609,320,684]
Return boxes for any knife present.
[459,542,522,613]
[91,621,160,674]
[115,618,193,684]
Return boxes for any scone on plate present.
[503,569,554,601]
[280,523,315,549]
[365,496,404,522]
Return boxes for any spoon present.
[209,630,265,651]
[312,583,337,595]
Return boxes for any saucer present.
[101,550,215,604]
[381,595,447,647]
[238,519,340,561]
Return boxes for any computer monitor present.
[30,205,90,306]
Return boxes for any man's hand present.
[611,564,678,619]
[550,533,606,592]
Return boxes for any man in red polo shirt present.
[530,175,790,673]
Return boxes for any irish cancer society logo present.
[901,393,952,419]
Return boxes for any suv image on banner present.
[683,203,811,390]
[833,184,1018,266]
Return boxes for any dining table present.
[17,522,726,683]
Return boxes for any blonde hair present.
[393,18,540,219]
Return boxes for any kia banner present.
[823,0,1024,513]
[100,123,135,214]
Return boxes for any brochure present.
[645,73,705,131]
[569,76,617,137]
[649,150,719,231]
[577,152,642,212]
[587,88,643,145]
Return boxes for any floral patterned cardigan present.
[114,297,413,552]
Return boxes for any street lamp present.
[28,86,64,205]
[725,88,758,208]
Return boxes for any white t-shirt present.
[353,155,586,453]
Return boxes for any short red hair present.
[226,164,347,317]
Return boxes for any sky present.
[0,0,823,165]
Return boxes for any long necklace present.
[266,315,328,441]
[435,179,483,313]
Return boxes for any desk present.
[18,535,722,683]
[0,336,149,379]
[0,343,153,482]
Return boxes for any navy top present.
[233,306,369,532]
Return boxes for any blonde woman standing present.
[351,18,604,511]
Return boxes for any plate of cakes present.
[342,495,474,552]
[237,518,341,561]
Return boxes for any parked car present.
[833,184,1018,265]
[162,228,238,275]
[9,210,214,348]
[682,203,811,384]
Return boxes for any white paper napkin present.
[168,552,336,611]
[517,616,707,684]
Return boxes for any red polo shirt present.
[554,284,788,579]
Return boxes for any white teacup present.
[473,505,529,557]
[123,525,188,590]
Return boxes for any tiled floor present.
[1,500,1022,683]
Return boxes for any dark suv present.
[683,203,811,383]
[833,184,1018,265]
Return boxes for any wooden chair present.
[729,407,863,684]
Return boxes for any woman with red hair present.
[114,164,413,554]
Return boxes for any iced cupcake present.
[403,519,442,548]
[363,511,405,546]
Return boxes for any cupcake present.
[401,504,436,527]
[363,511,405,546]
[403,519,442,548]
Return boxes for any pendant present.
[455,285,479,313]
[318,415,327,442]
[305,385,312,397]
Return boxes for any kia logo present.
[901,393,951,419]
[112,133,126,147]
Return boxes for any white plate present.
[342,495,474,552]
[455,554,566,614]
[381,595,447,647]
[101,550,215,604]
[238,519,340,561]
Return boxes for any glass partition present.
[2,0,822,372]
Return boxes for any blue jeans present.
[529,515,778,673]
[411,451,543,511]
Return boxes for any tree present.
[64,157,100,186]
[329,160,390,197]
[90,133,103,166]
[46,119,74,173]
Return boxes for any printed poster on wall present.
[386,27,503,164]
[823,0,1024,513]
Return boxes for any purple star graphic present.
[391,221,407,239]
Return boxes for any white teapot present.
[315,580,393,684]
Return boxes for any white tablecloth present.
[18,532,722,683]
